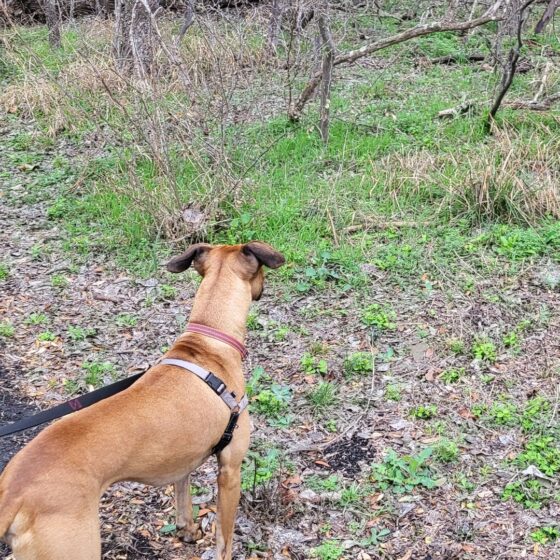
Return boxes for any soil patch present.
[322,432,377,477]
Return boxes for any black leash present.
[0,373,145,438]
[0,360,247,456]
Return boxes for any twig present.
[532,60,553,103]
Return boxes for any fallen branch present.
[345,220,432,233]
[429,53,486,65]
[505,92,560,110]
[288,6,504,121]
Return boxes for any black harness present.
[0,359,248,455]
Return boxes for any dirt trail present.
[1,113,560,559]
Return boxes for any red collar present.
[186,323,248,360]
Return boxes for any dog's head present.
[166,241,285,300]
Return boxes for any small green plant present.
[325,418,337,432]
[472,338,497,362]
[273,325,289,341]
[440,367,464,384]
[241,448,281,490]
[67,325,96,341]
[246,311,260,330]
[530,527,560,545]
[410,404,438,420]
[344,352,373,376]
[306,474,341,492]
[370,448,439,494]
[159,284,177,300]
[245,366,269,398]
[521,397,551,431]
[447,338,465,355]
[515,436,560,477]
[81,361,116,386]
[301,352,328,376]
[385,383,401,401]
[37,330,56,342]
[361,303,397,330]
[51,274,68,288]
[434,439,459,463]
[24,313,49,326]
[115,313,138,328]
[311,541,344,560]
[339,483,364,507]
[502,331,520,349]
[253,385,291,418]
[308,382,337,412]
[502,480,546,509]
[0,322,15,337]
[361,527,391,547]
[0,263,8,280]
[488,402,517,426]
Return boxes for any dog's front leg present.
[175,475,199,543]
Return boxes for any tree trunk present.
[130,0,160,79]
[43,0,62,48]
[267,0,283,55]
[177,0,194,42]
[114,0,134,72]
[534,0,559,33]
[318,13,334,144]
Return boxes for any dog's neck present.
[187,274,252,345]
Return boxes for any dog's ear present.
[242,241,285,269]
[166,243,212,273]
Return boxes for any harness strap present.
[159,358,248,454]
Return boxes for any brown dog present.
[0,241,285,560]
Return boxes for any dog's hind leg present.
[10,511,100,560]
[175,475,199,543]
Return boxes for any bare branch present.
[486,0,538,131]
[288,7,504,122]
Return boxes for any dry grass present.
[370,125,560,224]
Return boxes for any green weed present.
[67,325,96,341]
[472,338,497,362]
[440,367,464,384]
[115,313,138,328]
[410,404,438,420]
[385,384,401,401]
[50,274,69,288]
[305,475,341,492]
[0,323,15,337]
[308,382,338,412]
[311,541,344,560]
[301,352,328,376]
[530,527,560,545]
[434,439,459,463]
[37,331,56,342]
[241,448,281,491]
[344,352,373,376]
[24,313,49,326]
[361,304,397,330]
[370,448,439,494]
[253,385,291,418]
[81,361,116,386]
[0,263,8,280]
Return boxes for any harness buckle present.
[205,372,226,395]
